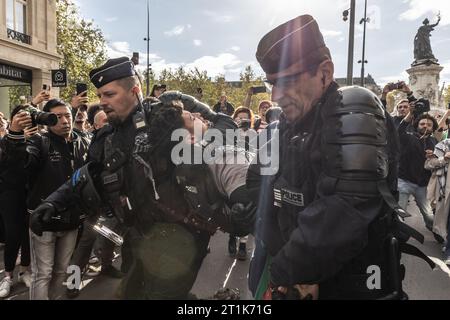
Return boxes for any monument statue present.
[413,13,441,65]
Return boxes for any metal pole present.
[347,0,356,86]
[146,0,150,96]
[360,0,368,87]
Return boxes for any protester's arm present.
[212,152,256,236]
[31,90,50,108]
[70,92,89,110]
[380,84,392,109]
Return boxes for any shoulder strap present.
[40,135,51,161]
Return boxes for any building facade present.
[0,0,60,118]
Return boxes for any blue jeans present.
[398,178,434,230]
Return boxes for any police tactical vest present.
[272,85,434,299]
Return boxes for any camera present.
[24,106,58,127]
[412,98,431,118]
[388,82,403,91]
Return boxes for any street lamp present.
[343,0,356,86]
[143,0,151,95]
[358,0,370,87]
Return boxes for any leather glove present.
[158,91,217,121]
[229,202,256,237]
[30,202,56,236]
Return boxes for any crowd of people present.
[0,13,446,301]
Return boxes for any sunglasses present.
[264,65,319,92]
[264,71,305,93]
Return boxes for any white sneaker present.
[444,257,450,266]
[18,271,32,288]
[89,255,99,265]
[0,277,13,298]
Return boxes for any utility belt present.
[149,198,219,235]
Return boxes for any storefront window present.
[0,63,32,119]
[6,0,27,34]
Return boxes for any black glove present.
[159,91,217,121]
[229,202,256,237]
[30,203,56,236]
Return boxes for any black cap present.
[89,57,136,89]
[43,99,67,113]
[256,15,331,80]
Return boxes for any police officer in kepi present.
[247,15,435,300]
[29,57,244,299]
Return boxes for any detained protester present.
[150,102,257,263]
[247,15,434,300]
[150,101,255,240]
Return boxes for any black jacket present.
[250,84,400,299]
[398,120,437,187]
[0,137,27,192]
[0,130,90,210]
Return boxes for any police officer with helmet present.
[248,15,434,300]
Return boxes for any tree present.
[56,0,107,102]
[150,65,269,114]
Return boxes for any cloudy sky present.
[73,0,450,87]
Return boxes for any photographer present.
[382,81,413,112]
[0,105,37,299]
[2,99,90,300]
[151,102,256,265]
[213,93,235,116]
[398,106,438,234]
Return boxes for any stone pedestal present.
[406,63,444,110]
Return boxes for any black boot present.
[228,236,237,256]
[101,265,125,279]
[237,243,247,261]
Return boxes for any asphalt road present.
[1,199,450,300]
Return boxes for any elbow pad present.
[320,86,389,198]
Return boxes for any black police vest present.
[272,86,396,299]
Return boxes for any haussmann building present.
[0,0,60,118]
